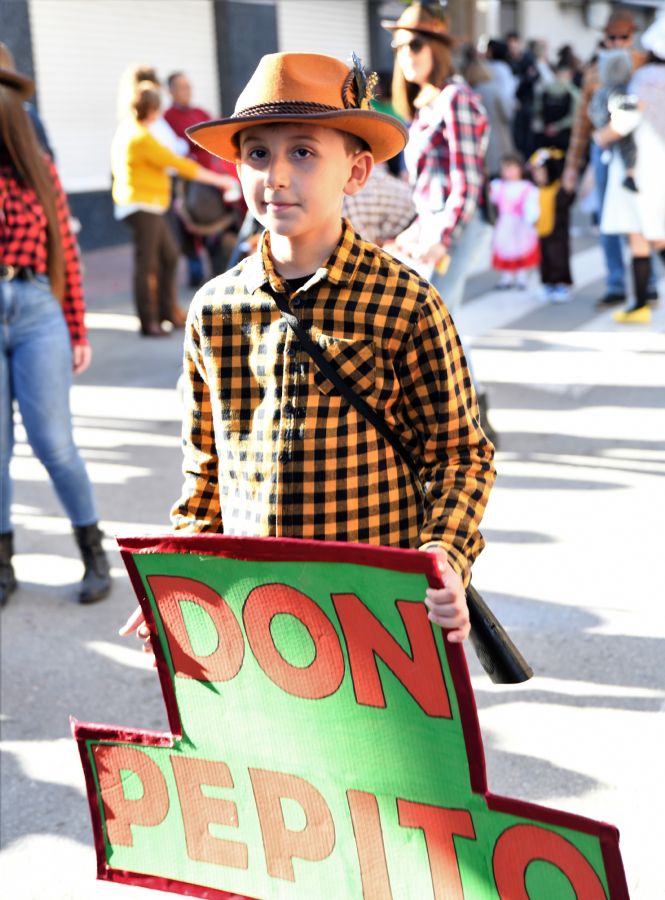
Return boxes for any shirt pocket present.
[310,333,376,398]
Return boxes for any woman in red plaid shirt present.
[0,44,111,607]
[383,2,498,445]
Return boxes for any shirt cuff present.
[418,541,471,587]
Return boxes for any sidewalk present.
[1,236,664,899]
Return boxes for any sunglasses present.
[606,34,630,42]
[391,36,426,54]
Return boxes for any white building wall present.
[276,0,369,64]
[518,0,608,60]
[29,0,220,193]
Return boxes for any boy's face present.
[236,123,371,247]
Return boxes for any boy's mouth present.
[265,201,297,213]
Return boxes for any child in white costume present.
[490,153,540,289]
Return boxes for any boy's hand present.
[422,547,470,643]
[119,606,155,663]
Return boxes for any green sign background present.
[76,541,623,899]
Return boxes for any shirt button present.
[284,401,294,415]
[287,346,297,357]
[292,297,302,308]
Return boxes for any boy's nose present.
[265,155,290,190]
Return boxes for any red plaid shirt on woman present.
[171,219,495,584]
[0,158,87,345]
[403,78,489,251]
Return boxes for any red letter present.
[347,790,392,899]
[493,824,607,899]
[148,575,244,682]
[93,745,169,846]
[171,755,248,869]
[332,594,451,717]
[398,799,476,899]
[243,584,344,699]
[249,768,336,881]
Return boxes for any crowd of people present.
[1,1,664,621]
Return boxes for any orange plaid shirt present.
[171,220,495,583]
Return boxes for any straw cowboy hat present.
[186,52,408,164]
[0,42,35,98]
[381,1,454,45]
[603,7,637,36]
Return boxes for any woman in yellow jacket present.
[111,82,235,335]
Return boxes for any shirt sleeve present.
[47,158,87,345]
[565,64,596,174]
[170,303,224,532]
[399,288,496,583]
[436,87,487,250]
[524,184,541,226]
[140,130,200,180]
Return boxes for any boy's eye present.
[293,147,312,159]
[245,147,267,161]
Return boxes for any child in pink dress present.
[490,153,541,289]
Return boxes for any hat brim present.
[187,109,408,164]
[381,19,454,45]
[0,68,34,99]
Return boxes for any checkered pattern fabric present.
[0,159,86,344]
[404,79,488,250]
[342,164,416,245]
[171,219,495,582]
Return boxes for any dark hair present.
[505,30,520,42]
[501,151,525,170]
[487,39,509,62]
[232,122,370,156]
[0,83,64,299]
[338,130,371,155]
[167,71,185,90]
[460,45,491,87]
[391,36,455,121]
[132,65,159,87]
[132,82,161,121]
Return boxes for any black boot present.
[0,532,18,608]
[477,391,500,450]
[74,523,111,604]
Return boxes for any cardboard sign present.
[73,535,629,899]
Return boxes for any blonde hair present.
[391,37,455,121]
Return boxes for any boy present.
[122,52,495,648]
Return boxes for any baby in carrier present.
[588,47,639,191]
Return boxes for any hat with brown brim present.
[0,42,35,98]
[186,52,408,164]
[381,1,454,45]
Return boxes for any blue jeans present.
[426,213,493,383]
[0,276,98,532]
[591,141,626,295]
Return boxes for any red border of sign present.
[73,534,629,900]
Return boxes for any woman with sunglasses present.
[382,2,497,445]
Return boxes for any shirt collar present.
[244,219,365,295]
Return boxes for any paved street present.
[1,234,664,899]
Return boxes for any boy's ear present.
[343,150,374,197]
